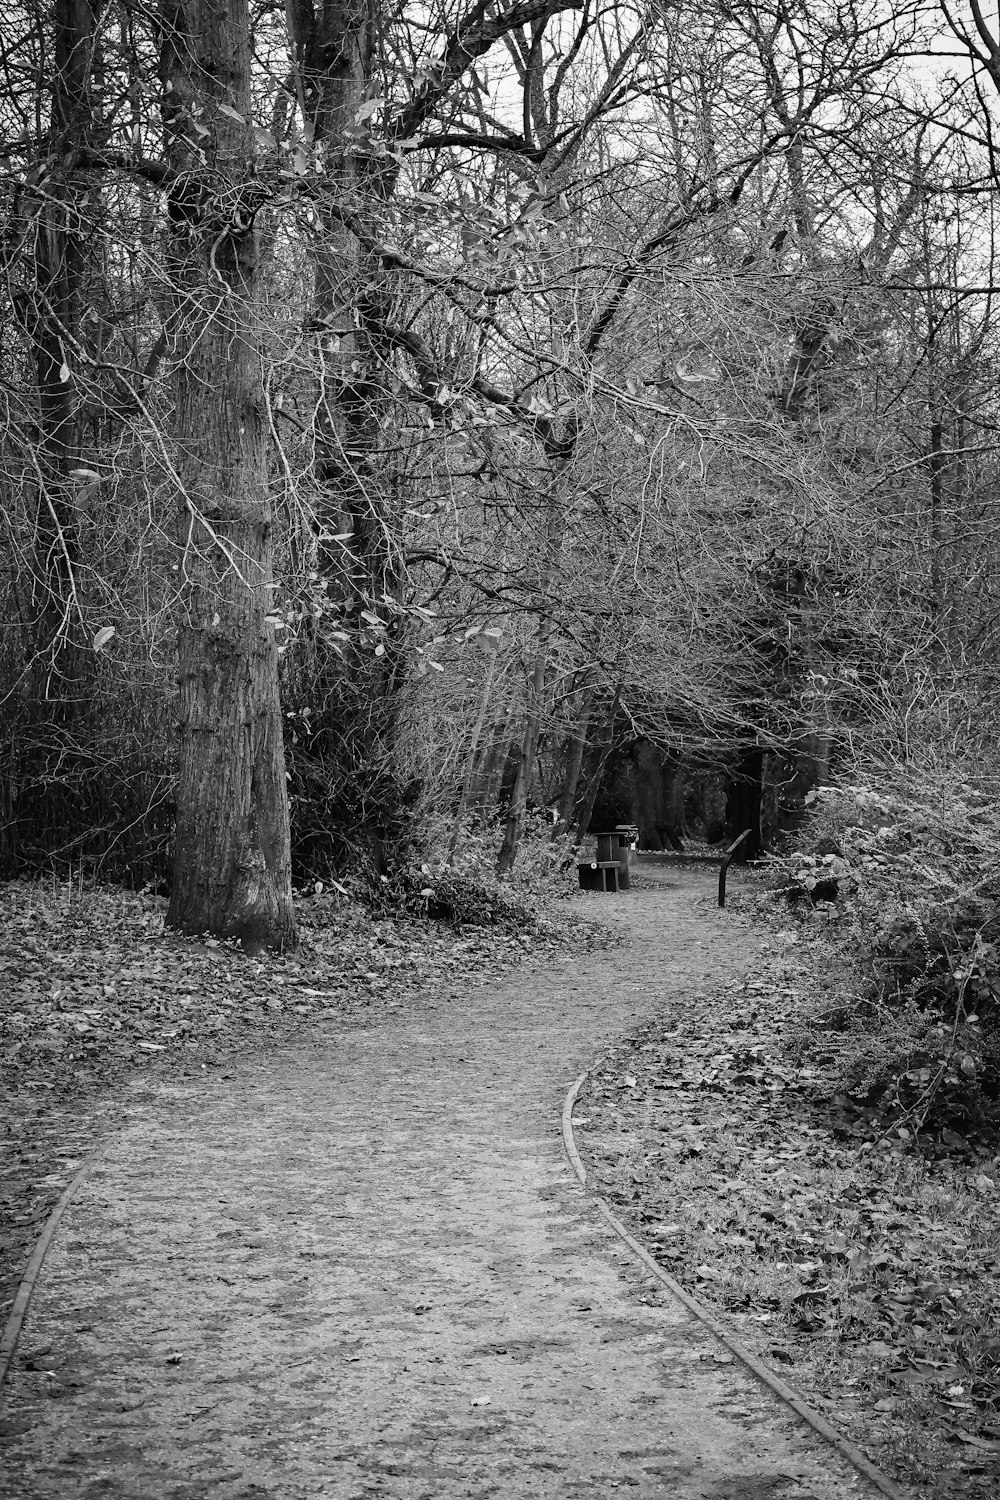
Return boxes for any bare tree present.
[159,0,295,947]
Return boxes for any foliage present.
[0,878,549,1092]
[578,936,1000,1497]
[381,866,541,930]
[6,0,1000,908]
[367,813,578,928]
[766,774,1000,1138]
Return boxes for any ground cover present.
[7,785,998,1497]
[575,781,1000,1500]
[0,864,594,1347]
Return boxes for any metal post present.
[718,828,753,908]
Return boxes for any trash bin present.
[615,824,639,866]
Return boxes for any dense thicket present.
[2,0,999,943]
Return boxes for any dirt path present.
[0,870,887,1499]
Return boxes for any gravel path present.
[0,870,884,1498]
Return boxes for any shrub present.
[772,773,1000,1138]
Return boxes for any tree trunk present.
[161,0,295,949]
[471,682,520,809]
[446,650,502,864]
[285,0,406,864]
[27,0,97,704]
[574,690,621,843]
[697,772,727,843]
[497,622,550,876]
[575,747,610,844]
[629,740,685,852]
[928,412,945,637]
[292,0,385,607]
[552,681,594,836]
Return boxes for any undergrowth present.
[767,769,1000,1144]
[364,810,579,932]
[580,838,1000,1497]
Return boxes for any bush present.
[381,866,541,930]
[772,773,1000,1138]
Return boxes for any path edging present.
[0,1151,104,1396]
[0,1065,911,1500]
[562,1070,909,1500]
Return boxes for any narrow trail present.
[1,870,883,1499]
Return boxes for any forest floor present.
[0,858,996,1497]
[576,861,1000,1500]
[0,876,582,1340]
[1,865,880,1500]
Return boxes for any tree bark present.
[574,689,621,843]
[446,649,502,864]
[285,0,379,596]
[161,0,295,949]
[552,680,594,835]
[497,620,550,875]
[284,0,410,863]
[27,0,98,703]
[471,692,519,809]
[575,745,610,844]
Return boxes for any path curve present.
[1,872,886,1499]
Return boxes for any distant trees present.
[2,0,1000,925]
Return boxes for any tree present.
[28,0,97,705]
[159,0,296,947]
[3,0,1000,901]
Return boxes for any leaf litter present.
[1,876,602,1342]
[575,898,1000,1500]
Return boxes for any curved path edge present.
[0,1149,105,1395]
[0,1063,911,1500]
[562,1070,910,1500]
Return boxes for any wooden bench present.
[596,830,632,890]
[577,860,622,892]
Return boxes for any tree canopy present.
[2,0,999,942]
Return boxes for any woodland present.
[4,2,1000,1489]
[3,0,1000,938]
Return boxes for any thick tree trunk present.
[284,1,407,862]
[161,0,295,949]
[303,22,387,611]
[630,740,685,851]
[575,745,610,844]
[697,772,727,843]
[663,758,687,848]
